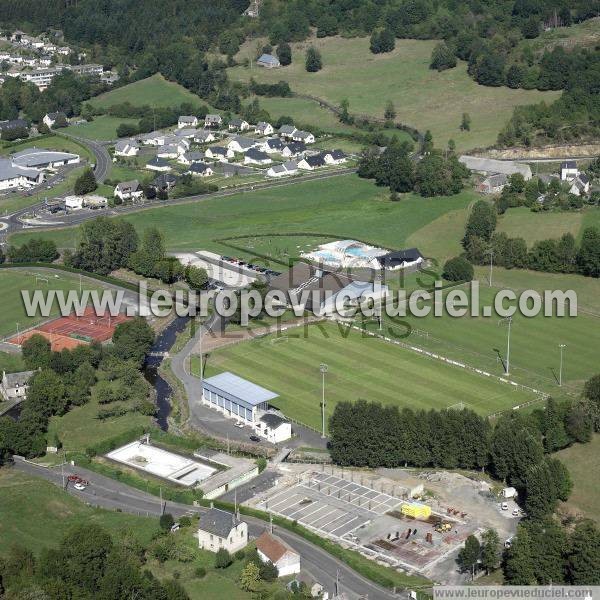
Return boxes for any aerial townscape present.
[0,1,599,599]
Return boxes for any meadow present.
[88,73,206,110]
[0,134,93,162]
[67,115,140,141]
[229,37,560,150]
[555,435,600,522]
[0,269,105,339]
[0,351,25,373]
[8,175,476,260]
[202,321,533,431]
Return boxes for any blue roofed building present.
[201,372,279,424]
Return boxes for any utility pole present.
[488,249,494,287]
[16,322,20,344]
[319,363,328,438]
[559,344,566,387]
[498,316,512,375]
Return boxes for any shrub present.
[215,548,232,569]
[235,549,245,561]
[195,566,206,578]
[443,256,474,281]
[160,513,175,531]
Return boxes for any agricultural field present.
[67,115,140,141]
[496,206,600,245]
[555,435,600,522]
[229,37,560,150]
[88,73,206,110]
[0,269,105,339]
[8,174,476,261]
[202,321,533,431]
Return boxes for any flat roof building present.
[201,372,278,424]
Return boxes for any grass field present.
[497,206,600,245]
[229,37,560,150]
[201,321,533,431]
[0,269,104,339]
[68,116,140,141]
[0,134,93,163]
[89,73,206,110]
[520,17,600,55]
[0,351,25,373]
[555,435,600,522]
[8,175,476,260]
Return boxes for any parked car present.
[501,502,509,511]
[73,482,87,491]
[249,434,261,442]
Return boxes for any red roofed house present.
[255,531,301,577]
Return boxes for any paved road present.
[13,458,403,600]
[63,134,111,183]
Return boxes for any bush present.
[215,548,232,569]
[160,513,175,531]
[195,566,206,578]
[73,167,97,195]
[256,457,267,473]
[234,549,245,561]
[443,256,474,281]
[179,516,192,527]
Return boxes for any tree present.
[112,317,155,365]
[457,535,480,578]
[430,43,456,71]
[305,47,322,72]
[443,256,474,281]
[8,238,58,263]
[184,265,208,290]
[481,529,500,574]
[259,560,279,581]
[370,29,395,54]
[22,334,51,369]
[128,227,166,277]
[526,518,567,584]
[215,548,232,569]
[463,201,497,247]
[74,167,97,195]
[384,100,396,121]
[567,520,600,584]
[276,42,292,66]
[160,513,175,530]
[239,561,261,592]
[504,526,535,584]
[460,112,471,131]
[577,227,600,277]
[422,130,433,154]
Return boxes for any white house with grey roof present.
[255,413,292,443]
[1,370,36,400]
[228,118,250,132]
[114,139,139,157]
[267,160,298,178]
[279,124,296,139]
[255,121,274,136]
[197,507,248,553]
[561,160,579,181]
[244,148,271,165]
[205,146,234,161]
[227,136,256,153]
[201,372,279,424]
[178,115,198,128]
[204,114,223,128]
[0,159,43,190]
[193,130,216,144]
[292,130,315,144]
[114,179,143,201]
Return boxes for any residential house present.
[228,118,250,132]
[255,121,274,136]
[263,138,284,154]
[266,160,298,178]
[156,144,181,159]
[204,114,223,128]
[214,163,254,178]
[178,151,205,166]
[42,111,67,129]
[278,124,296,139]
[227,136,256,154]
[255,413,292,443]
[114,139,139,157]
[298,153,326,170]
[478,173,508,194]
[197,507,248,553]
[256,54,280,68]
[323,150,347,165]
[292,130,315,144]
[281,142,306,158]
[205,146,234,161]
[114,180,143,201]
[0,118,29,134]
[187,162,214,177]
[244,148,272,165]
[1,370,35,401]
[561,160,579,181]
[255,532,300,577]
[178,115,198,128]
[146,157,172,172]
[152,173,177,192]
[193,130,216,144]
[138,131,166,146]
[569,174,590,196]
[175,128,198,139]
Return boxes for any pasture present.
[229,37,560,150]
[88,73,205,110]
[8,175,475,261]
[68,115,139,141]
[0,269,104,339]
[202,321,533,431]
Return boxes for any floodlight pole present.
[320,363,328,438]
[504,317,512,376]
[559,344,566,387]
[488,249,494,287]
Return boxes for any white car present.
[501,502,509,511]
[73,482,87,491]
[512,508,520,516]
[235,422,244,428]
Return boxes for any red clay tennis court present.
[8,307,131,351]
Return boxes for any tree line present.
[0,317,154,464]
[463,200,600,277]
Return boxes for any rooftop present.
[202,372,278,406]
[256,531,297,563]
[198,508,240,538]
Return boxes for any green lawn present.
[201,321,533,431]
[555,435,600,522]
[89,73,206,110]
[0,269,105,339]
[0,351,24,373]
[8,175,476,261]
[68,116,140,141]
[0,134,93,162]
[229,37,560,150]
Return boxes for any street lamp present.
[498,316,512,376]
[559,344,566,387]
[319,363,328,438]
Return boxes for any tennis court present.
[7,307,130,351]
